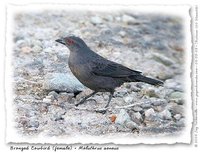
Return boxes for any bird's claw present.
[95,108,107,114]
[75,99,97,107]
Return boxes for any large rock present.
[158,109,172,120]
[115,109,139,130]
[43,73,85,93]
[122,14,136,24]
[90,16,103,25]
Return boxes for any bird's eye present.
[66,39,75,45]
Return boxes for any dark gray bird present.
[55,36,163,110]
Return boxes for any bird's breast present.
[68,54,91,80]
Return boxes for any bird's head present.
[55,36,88,51]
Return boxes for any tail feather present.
[129,75,163,86]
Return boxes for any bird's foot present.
[95,108,108,114]
[75,99,96,107]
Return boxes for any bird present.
[55,36,163,112]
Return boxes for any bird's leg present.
[96,91,114,114]
[105,91,114,108]
[75,91,97,106]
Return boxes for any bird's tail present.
[129,75,163,86]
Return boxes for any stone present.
[115,16,121,22]
[169,91,184,99]
[169,91,184,104]
[140,99,152,109]
[151,98,167,106]
[104,15,114,22]
[32,45,42,52]
[115,110,139,130]
[48,91,59,99]
[164,79,177,88]
[133,106,143,112]
[176,118,185,127]
[43,98,52,103]
[125,121,139,130]
[141,87,159,97]
[131,112,143,124]
[45,95,54,100]
[58,92,74,103]
[167,103,184,116]
[90,16,103,25]
[134,112,143,120]
[27,120,39,128]
[174,114,182,121]
[115,109,131,125]
[43,73,85,93]
[119,31,126,37]
[158,109,172,120]
[164,79,183,92]
[122,14,136,24]
[115,87,128,97]
[21,46,32,53]
[145,108,155,120]
[124,96,133,103]
[151,52,175,66]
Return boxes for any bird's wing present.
[91,60,141,78]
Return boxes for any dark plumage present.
[55,36,163,111]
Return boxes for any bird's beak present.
[55,38,65,45]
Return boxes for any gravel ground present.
[13,10,185,138]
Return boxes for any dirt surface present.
[13,10,185,138]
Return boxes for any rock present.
[109,114,117,123]
[90,16,103,25]
[115,87,128,97]
[124,96,133,103]
[27,120,39,128]
[43,73,85,93]
[125,121,139,130]
[174,114,181,121]
[32,45,42,52]
[129,83,141,92]
[57,92,74,103]
[169,91,184,99]
[176,118,185,127]
[145,108,155,120]
[21,46,32,53]
[133,106,143,112]
[169,91,184,104]
[164,79,177,88]
[167,103,184,116]
[104,15,114,22]
[158,109,172,120]
[43,98,52,103]
[122,14,136,24]
[169,99,184,105]
[115,109,131,125]
[141,87,159,97]
[140,99,152,109]
[140,60,174,80]
[16,39,27,47]
[151,53,175,66]
[134,112,143,120]
[131,112,143,124]
[24,58,44,70]
[115,16,121,22]
[54,112,65,121]
[48,91,59,99]
[115,110,139,130]
[151,98,167,106]
[119,31,126,37]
